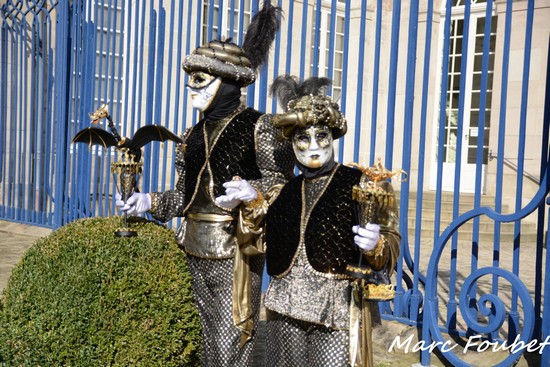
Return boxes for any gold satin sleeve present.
[232,184,285,347]
[236,184,285,255]
[361,179,401,276]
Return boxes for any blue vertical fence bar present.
[537,36,550,360]
[270,0,283,114]
[0,13,6,219]
[492,0,512,342]
[326,0,337,90]
[52,0,71,228]
[369,0,382,165]
[411,0,434,322]
[336,0,351,162]
[401,0,419,323]
[472,0,493,335]
[151,5,166,194]
[386,0,403,320]
[543,142,550,366]
[352,0,367,164]
[141,5,157,194]
[161,0,176,192]
[103,0,120,216]
[421,0,452,363]
[283,0,293,75]
[451,0,470,332]
[492,0,513,342]
[298,0,308,80]
[97,0,109,218]
[509,0,535,341]
[311,0,321,77]
[384,0,400,170]
[246,1,259,108]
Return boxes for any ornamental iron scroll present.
[421,169,549,367]
[0,0,56,24]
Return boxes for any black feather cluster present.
[242,2,283,70]
[270,75,332,111]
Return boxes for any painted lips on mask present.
[292,125,334,169]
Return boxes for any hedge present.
[0,216,201,366]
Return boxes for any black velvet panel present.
[266,177,303,276]
[183,108,263,207]
[266,165,364,276]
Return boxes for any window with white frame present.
[441,0,496,165]
[71,1,124,156]
[91,1,125,112]
[430,0,498,192]
[311,6,345,102]
[202,0,252,44]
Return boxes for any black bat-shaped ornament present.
[72,103,183,161]
[71,103,183,237]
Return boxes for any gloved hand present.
[214,179,257,209]
[352,223,381,252]
[115,192,152,215]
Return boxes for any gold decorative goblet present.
[345,158,406,300]
[111,149,143,237]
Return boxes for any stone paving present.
[0,220,545,366]
[0,221,51,291]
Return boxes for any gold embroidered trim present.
[362,283,395,301]
[182,104,246,215]
[364,234,386,258]
[276,165,345,279]
[244,189,264,209]
[150,192,160,213]
[345,264,373,276]
[187,213,236,222]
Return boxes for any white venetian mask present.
[187,72,222,111]
[292,125,334,169]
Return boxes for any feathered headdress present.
[183,1,282,86]
[270,75,347,140]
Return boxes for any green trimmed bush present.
[0,216,201,366]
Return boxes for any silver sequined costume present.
[264,164,400,366]
[149,109,294,367]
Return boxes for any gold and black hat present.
[183,40,256,86]
[183,2,282,86]
[270,75,348,140]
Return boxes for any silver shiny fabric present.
[264,174,351,330]
[265,310,350,367]
[186,255,264,367]
[264,252,351,330]
[181,219,237,258]
[249,114,295,194]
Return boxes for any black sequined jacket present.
[266,164,400,278]
[184,108,262,206]
[149,107,295,223]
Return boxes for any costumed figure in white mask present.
[116,3,294,366]
[263,76,401,367]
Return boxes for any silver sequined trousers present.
[265,310,350,367]
[186,254,264,367]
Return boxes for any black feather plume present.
[270,75,332,111]
[298,77,331,97]
[270,75,299,111]
[242,2,283,70]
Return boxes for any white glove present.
[115,192,152,215]
[352,223,381,252]
[214,179,257,209]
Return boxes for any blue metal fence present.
[1,1,549,366]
